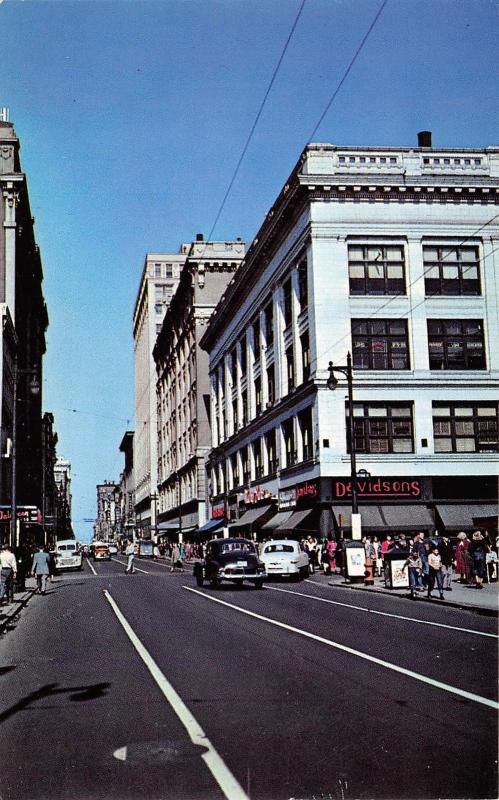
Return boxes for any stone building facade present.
[201,136,498,541]
[154,235,245,540]
[133,251,187,537]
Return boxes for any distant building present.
[41,412,59,546]
[154,235,245,540]
[54,458,72,539]
[201,135,498,541]
[133,251,187,537]
[0,109,49,545]
[94,480,119,541]
[118,431,135,541]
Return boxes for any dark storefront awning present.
[230,504,274,531]
[436,504,498,531]
[333,505,434,531]
[381,505,434,530]
[276,508,317,533]
[197,518,225,535]
[333,505,385,529]
[157,522,179,531]
[261,511,294,531]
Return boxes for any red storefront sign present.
[0,506,41,523]
[332,478,421,499]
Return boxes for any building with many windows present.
[154,235,245,540]
[201,134,498,541]
[0,109,49,546]
[133,251,187,537]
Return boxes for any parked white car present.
[259,539,309,581]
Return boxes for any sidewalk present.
[0,588,35,634]
[323,570,498,615]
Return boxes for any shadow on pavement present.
[0,681,111,724]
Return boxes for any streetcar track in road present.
[103,590,249,800]
[267,585,498,639]
[183,586,499,711]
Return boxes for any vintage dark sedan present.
[193,537,266,589]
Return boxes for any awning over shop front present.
[435,504,498,530]
[380,505,434,530]
[157,522,178,531]
[276,508,316,533]
[261,511,294,531]
[230,504,274,531]
[333,506,385,529]
[197,518,225,535]
[333,505,434,530]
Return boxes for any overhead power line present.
[307,0,389,143]
[205,0,308,244]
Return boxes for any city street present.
[0,557,497,800]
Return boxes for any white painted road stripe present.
[110,557,150,574]
[103,590,249,800]
[183,587,499,711]
[270,585,498,639]
[85,558,97,575]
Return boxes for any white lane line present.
[85,558,97,575]
[110,557,150,574]
[268,585,498,639]
[183,586,499,711]
[103,590,249,800]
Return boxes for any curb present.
[328,581,498,617]
[0,590,35,634]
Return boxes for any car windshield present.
[220,542,256,555]
[263,544,295,554]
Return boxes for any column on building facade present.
[407,237,430,371]
[273,284,286,400]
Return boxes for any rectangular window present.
[230,349,237,384]
[282,418,296,466]
[165,264,173,277]
[433,403,498,453]
[154,263,162,278]
[266,364,275,406]
[427,319,486,370]
[231,453,239,488]
[243,446,251,485]
[352,319,409,370]
[286,346,295,390]
[232,398,238,431]
[253,317,261,361]
[266,429,277,474]
[348,244,406,295]
[298,259,308,311]
[298,407,313,461]
[301,330,310,382]
[423,245,480,296]
[241,391,248,427]
[255,376,262,415]
[255,439,264,479]
[240,336,247,378]
[348,403,414,454]
[283,278,293,327]
[265,302,274,347]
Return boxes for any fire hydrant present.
[364,556,375,585]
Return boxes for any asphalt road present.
[0,555,497,800]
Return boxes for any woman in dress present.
[455,532,471,584]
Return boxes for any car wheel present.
[210,578,220,589]
[254,579,264,589]
[292,572,300,582]
[196,575,204,587]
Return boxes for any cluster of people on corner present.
[1,541,59,602]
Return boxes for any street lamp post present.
[327,352,361,539]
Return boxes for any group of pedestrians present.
[0,542,55,601]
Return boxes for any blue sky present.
[1,0,497,541]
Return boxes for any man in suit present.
[31,545,51,594]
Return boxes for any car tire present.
[210,578,220,589]
[196,575,204,587]
[254,579,264,589]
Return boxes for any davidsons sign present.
[332,478,422,499]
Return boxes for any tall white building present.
[201,135,499,541]
[133,251,187,536]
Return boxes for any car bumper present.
[56,560,82,570]
[264,564,300,575]
[219,570,266,581]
